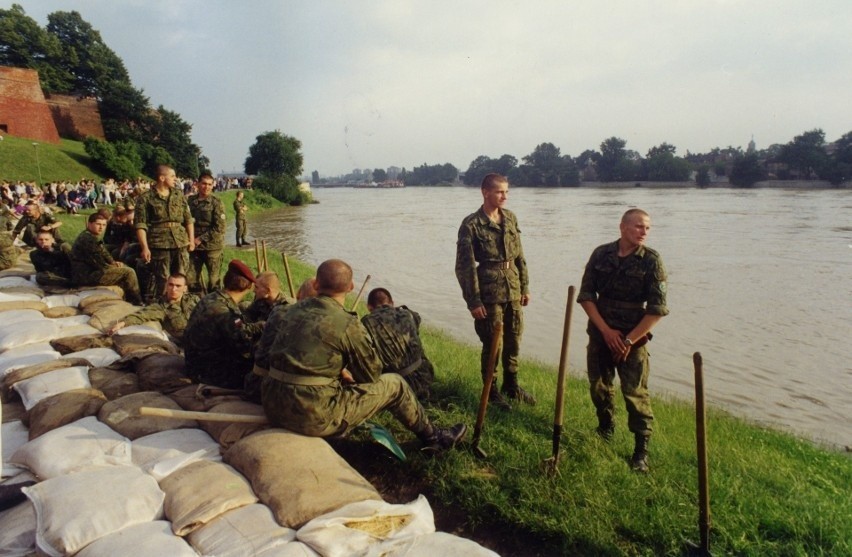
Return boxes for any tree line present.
[0,4,205,180]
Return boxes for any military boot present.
[420,423,468,454]
[630,433,650,473]
[501,374,537,406]
[488,384,512,411]
[596,417,615,441]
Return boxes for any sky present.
[10,0,852,177]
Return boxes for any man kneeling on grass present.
[260,259,466,453]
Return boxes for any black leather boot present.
[501,374,536,405]
[420,423,467,454]
[596,418,615,441]
[488,383,512,411]
[631,433,650,473]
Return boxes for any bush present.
[252,175,301,205]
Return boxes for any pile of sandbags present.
[0,264,499,556]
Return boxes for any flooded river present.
[249,186,851,448]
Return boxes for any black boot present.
[501,374,537,406]
[420,423,467,453]
[488,384,512,411]
[596,418,615,441]
[631,433,650,473]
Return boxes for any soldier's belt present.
[149,222,183,228]
[268,367,336,386]
[393,357,422,378]
[597,297,646,310]
[478,260,514,270]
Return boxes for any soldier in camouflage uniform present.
[30,231,72,286]
[362,288,435,402]
[0,206,17,271]
[12,202,63,246]
[244,271,293,323]
[183,260,264,389]
[455,173,534,410]
[135,165,195,303]
[108,273,199,346]
[233,190,248,247]
[260,259,466,452]
[103,207,136,261]
[188,174,226,294]
[578,208,669,473]
[70,213,143,305]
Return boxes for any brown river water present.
[248,186,851,448]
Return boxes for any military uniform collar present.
[609,239,647,258]
[475,205,504,226]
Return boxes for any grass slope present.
[53,190,852,557]
[0,135,107,182]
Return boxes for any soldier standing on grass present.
[233,190,248,247]
[455,173,535,410]
[577,208,669,473]
[188,173,226,294]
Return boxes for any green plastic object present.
[364,422,406,461]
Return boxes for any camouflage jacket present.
[233,198,247,222]
[30,243,72,277]
[265,295,383,384]
[455,206,529,308]
[361,305,425,375]
[13,212,62,243]
[70,230,115,284]
[103,221,135,249]
[123,292,200,345]
[134,187,193,249]
[244,292,293,323]
[0,212,12,249]
[253,302,293,374]
[183,290,264,388]
[577,240,669,334]
[188,194,226,250]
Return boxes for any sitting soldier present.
[108,273,199,346]
[70,212,143,305]
[30,230,72,287]
[12,201,63,247]
[0,204,18,271]
[243,271,293,323]
[362,287,435,402]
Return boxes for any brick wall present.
[46,93,105,140]
[0,67,61,144]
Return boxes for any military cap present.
[228,259,255,283]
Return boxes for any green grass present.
[53,185,852,557]
[0,135,107,182]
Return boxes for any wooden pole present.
[282,252,296,298]
[545,285,575,472]
[261,240,269,271]
[471,321,503,458]
[349,274,371,311]
[254,240,262,273]
[694,352,712,555]
[138,406,269,424]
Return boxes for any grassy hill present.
[0,135,106,182]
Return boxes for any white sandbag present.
[23,465,165,557]
[0,309,45,323]
[55,324,103,338]
[367,531,500,556]
[9,416,131,479]
[132,428,221,481]
[0,291,40,303]
[0,320,60,353]
[62,348,120,368]
[114,323,167,339]
[297,495,435,557]
[13,366,91,410]
[75,520,197,557]
[187,503,297,557]
[51,314,92,328]
[159,460,257,536]
[41,294,81,309]
[76,288,121,301]
[0,500,36,557]
[2,420,29,478]
[0,344,59,378]
[0,277,34,289]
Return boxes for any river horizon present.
[247,185,851,449]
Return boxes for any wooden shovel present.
[281,252,296,298]
[471,321,503,459]
[138,407,268,424]
[348,274,371,311]
[543,285,575,475]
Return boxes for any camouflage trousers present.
[586,336,654,435]
[35,271,71,287]
[474,301,523,386]
[188,249,223,294]
[146,248,189,302]
[262,373,431,438]
[235,218,247,245]
[0,246,16,271]
[79,266,143,306]
[395,358,435,403]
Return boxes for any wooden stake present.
[254,240,262,273]
[349,274,371,311]
[282,252,296,298]
[261,240,269,271]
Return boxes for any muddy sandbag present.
[187,503,297,557]
[50,334,113,355]
[111,334,180,357]
[201,400,268,448]
[22,465,164,557]
[27,388,107,440]
[88,366,140,400]
[43,306,80,318]
[75,520,197,557]
[134,353,191,393]
[81,298,129,316]
[0,300,47,313]
[1,401,26,423]
[2,357,88,397]
[87,301,137,332]
[159,459,257,536]
[0,500,36,556]
[9,416,131,479]
[77,290,122,311]
[78,285,124,298]
[132,429,221,481]
[98,391,197,440]
[169,385,242,413]
[224,429,382,529]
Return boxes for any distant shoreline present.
[313,179,851,189]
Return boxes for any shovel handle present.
[473,321,503,444]
[349,274,371,311]
[282,252,296,298]
[138,406,269,424]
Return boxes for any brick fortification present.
[46,93,105,140]
[0,67,61,143]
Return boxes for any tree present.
[821,131,852,185]
[643,142,692,182]
[778,129,828,179]
[372,168,387,182]
[695,165,711,187]
[0,4,72,92]
[597,137,636,182]
[729,153,766,187]
[244,131,305,204]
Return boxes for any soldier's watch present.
[624,337,634,347]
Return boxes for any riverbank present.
[50,197,852,556]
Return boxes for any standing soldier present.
[233,190,248,247]
[455,173,534,410]
[135,165,195,303]
[577,208,669,473]
[188,173,226,294]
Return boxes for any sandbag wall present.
[0,261,498,557]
